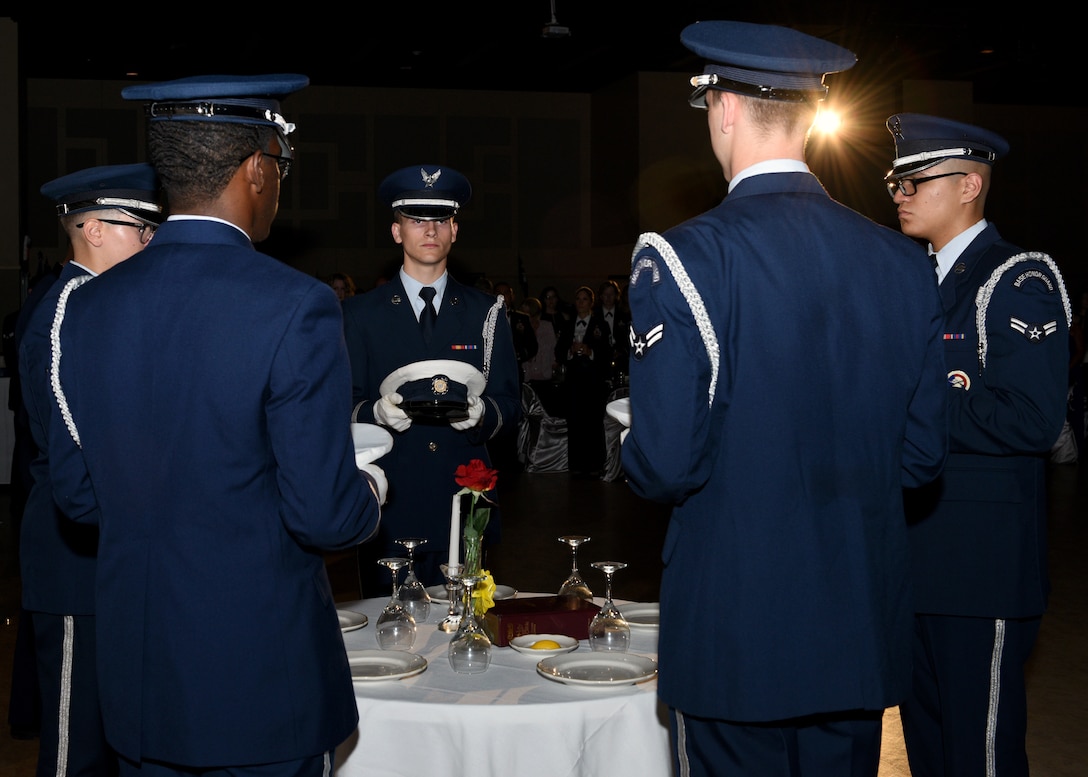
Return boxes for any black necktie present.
[929,253,938,271]
[419,287,437,343]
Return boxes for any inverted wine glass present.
[557,535,593,600]
[375,558,417,651]
[588,561,630,652]
[395,537,431,622]
[448,573,492,673]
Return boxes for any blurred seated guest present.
[328,272,356,302]
[495,280,538,370]
[556,285,610,477]
[596,279,631,385]
[519,296,564,416]
[540,285,573,335]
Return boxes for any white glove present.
[359,463,388,505]
[373,392,411,432]
[620,428,630,445]
[450,395,484,431]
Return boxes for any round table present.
[333,593,669,777]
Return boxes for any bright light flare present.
[813,108,843,135]
[804,72,904,225]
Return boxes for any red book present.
[483,595,601,646]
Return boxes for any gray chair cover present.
[519,383,569,473]
[601,386,630,481]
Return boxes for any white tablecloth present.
[334,593,670,777]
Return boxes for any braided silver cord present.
[974,251,1072,372]
[50,274,93,447]
[631,232,720,407]
[482,295,503,383]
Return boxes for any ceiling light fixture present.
[542,0,570,38]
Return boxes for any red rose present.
[455,459,498,494]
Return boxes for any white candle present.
[448,493,460,568]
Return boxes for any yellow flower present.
[472,569,496,616]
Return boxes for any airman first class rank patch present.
[630,323,663,360]
[1009,317,1058,342]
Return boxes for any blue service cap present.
[40,162,162,224]
[121,74,309,137]
[885,113,1009,179]
[379,165,472,221]
[681,20,856,108]
[379,359,486,424]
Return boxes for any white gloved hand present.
[359,463,388,505]
[373,392,412,432]
[450,395,485,431]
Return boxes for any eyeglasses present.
[262,151,292,180]
[237,148,293,180]
[76,218,157,244]
[886,171,966,198]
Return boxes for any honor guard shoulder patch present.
[630,323,664,360]
[1011,268,1055,292]
[630,255,662,286]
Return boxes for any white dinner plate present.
[347,650,427,682]
[536,653,657,687]
[351,423,394,467]
[508,633,579,657]
[337,609,369,633]
[606,397,631,427]
[617,602,659,630]
[425,584,517,604]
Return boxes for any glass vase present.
[462,531,483,578]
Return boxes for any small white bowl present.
[508,633,579,657]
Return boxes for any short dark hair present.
[148,121,276,208]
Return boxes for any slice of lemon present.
[531,639,563,650]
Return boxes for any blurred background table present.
[334,593,668,777]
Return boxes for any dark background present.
[8,5,1086,302]
[10,2,1080,105]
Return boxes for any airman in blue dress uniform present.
[885,113,1072,777]
[21,163,162,777]
[342,165,521,594]
[46,75,382,777]
[619,20,949,776]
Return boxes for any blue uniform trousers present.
[900,613,1040,777]
[32,612,116,777]
[670,707,883,776]
[118,752,332,777]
